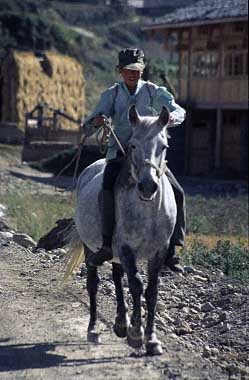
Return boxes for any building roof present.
[144,0,248,29]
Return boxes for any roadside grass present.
[183,194,248,283]
[186,194,248,237]
[2,189,75,243]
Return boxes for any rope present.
[54,118,126,192]
[96,125,110,154]
[54,135,87,193]
[103,119,126,156]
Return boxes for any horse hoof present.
[114,322,127,338]
[146,340,163,356]
[87,330,102,344]
[127,326,144,349]
[114,314,130,338]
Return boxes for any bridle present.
[129,145,168,182]
[100,118,168,181]
[143,158,168,178]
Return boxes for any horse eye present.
[131,145,136,150]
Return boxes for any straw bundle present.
[0,50,85,130]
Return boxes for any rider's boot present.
[86,190,114,267]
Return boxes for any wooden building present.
[144,0,248,179]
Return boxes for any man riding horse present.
[83,48,186,272]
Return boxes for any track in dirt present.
[1,237,246,380]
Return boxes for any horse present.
[64,105,177,356]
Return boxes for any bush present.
[182,239,249,283]
[0,12,78,53]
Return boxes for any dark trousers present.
[102,158,186,247]
[166,169,186,247]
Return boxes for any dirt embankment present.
[0,159,248,380]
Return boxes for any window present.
[233,23,245,33]
[224,51,247,77]
[199,26,209,36]
[234,53,243,76]
[224,54,233,76]
[192,51,219,78]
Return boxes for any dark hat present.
[117,48,145,71]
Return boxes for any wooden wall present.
[187,109,248,178]
[177,21,248,105]
[221,110,248,178]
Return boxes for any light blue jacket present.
[83,80,186,160]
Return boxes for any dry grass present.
[186,234,248,250]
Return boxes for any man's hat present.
[117,48,145,71]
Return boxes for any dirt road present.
[0,234,248,380]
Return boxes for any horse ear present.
[129,105,140,126]
[158,106,170,128]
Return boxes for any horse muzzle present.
[137,179,158,202]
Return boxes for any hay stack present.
[0,50,85,130]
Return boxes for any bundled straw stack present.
[0,50,85,130]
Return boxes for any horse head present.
[128,105,170,202]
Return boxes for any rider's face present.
[119,68,142,90]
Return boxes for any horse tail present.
[62,223,85,285]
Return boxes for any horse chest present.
[115,190,174,256]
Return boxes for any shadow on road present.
[0,341,124,371]
[9,170,76,191]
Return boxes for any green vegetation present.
[181,239,249,284]
[186,194,248,237]
[2,186,75,242]
[183,193,249,283]
[0,12,80,53]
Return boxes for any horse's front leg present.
[112,263,130,338]
[119,245,144,349]
[85,245,101,344]
[144,252,164,355]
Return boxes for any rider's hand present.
[92,115,106,127]
[168,114,175,127]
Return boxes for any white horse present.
[65,106,177,355]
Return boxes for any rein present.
[54,135,87,193]
[54,119,126,192]
[98,118,126,156]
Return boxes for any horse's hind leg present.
[144,253,164,356]
[84,245,101,344]
[112,263,130,338]
[119,245,144,349]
